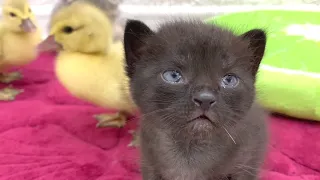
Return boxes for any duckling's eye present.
[28,8,32,13]
[9,12,16,17]
[62,26,74,34]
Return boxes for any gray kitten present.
[124,19,269,180]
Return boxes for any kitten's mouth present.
[187,114,215,131]
[193,115,211,121]
[189,114,213,124]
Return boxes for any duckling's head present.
[38,0,113,54]
[2,0,37,33]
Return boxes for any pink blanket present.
[0,53,319,180]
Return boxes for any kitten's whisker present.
[236,164,260,171]
[163,112,184,127]
[138,97,189,126]
[218,104,245,113]
[160,112,177,122]
[217,107,244,118]
[146,113,175,124]
[217,111,243,122]
[223,126,236,144]
[220,111,243,119]
[142,107,171,116]
[133,107,173,122]
[235,166,256,177]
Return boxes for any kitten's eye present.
[162,70,184,84]
[9,12,16,17]
[62,26,74,34]
[221,74,239,88]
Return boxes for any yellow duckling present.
[38,1,138,145]
[0,0,42,100]
[51,0,123,41]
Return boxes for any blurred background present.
[24,0,320,5]
[1,0,319,36]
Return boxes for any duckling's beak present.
[37,35,62,53]
[20,18,36,33]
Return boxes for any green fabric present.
[205,10,320,121]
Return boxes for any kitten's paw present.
[0,86,23,101]
[128,130,140,147]
[94,112,127,128]
[0,72,22,83]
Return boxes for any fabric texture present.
[0,53,319,180]
[206,10,320,121]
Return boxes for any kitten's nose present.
[192,90,216,110]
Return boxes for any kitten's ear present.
[124,19,155,78]
[240,29,267,76]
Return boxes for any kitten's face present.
[124,20,266,135]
